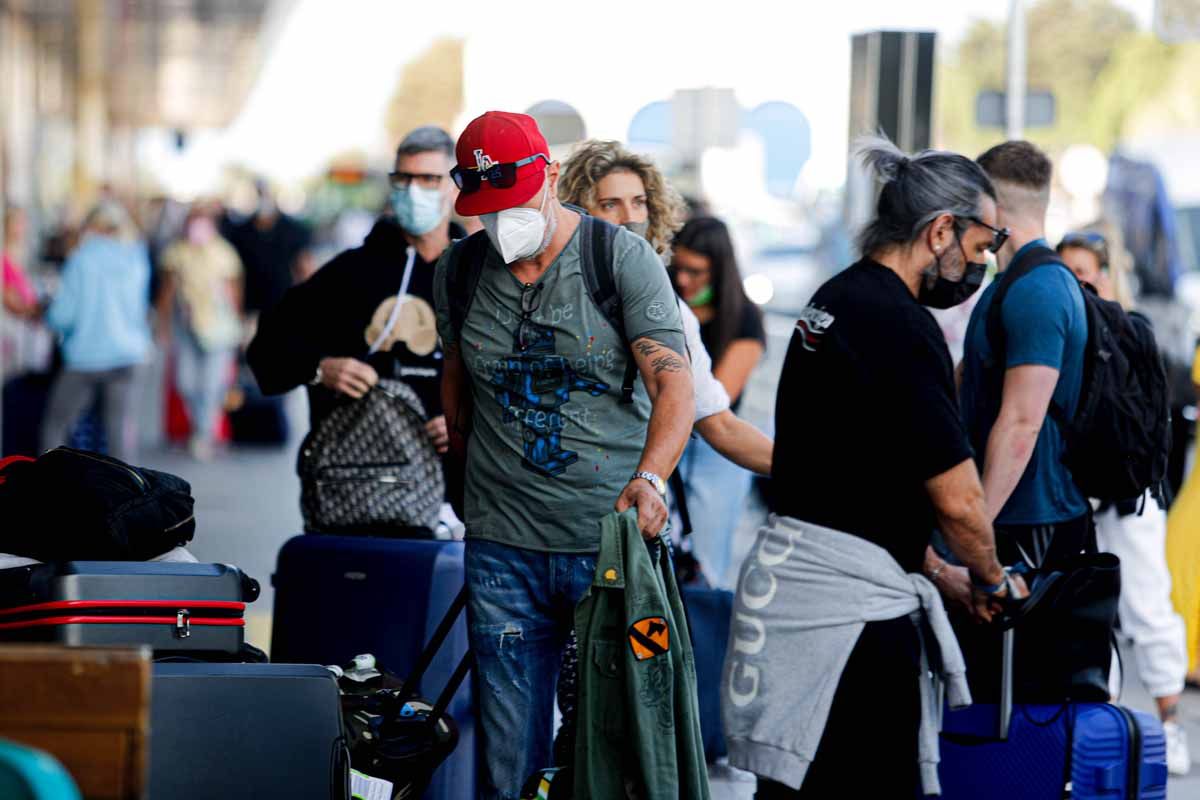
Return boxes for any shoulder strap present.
[576,212,638,404]
[985,244,1064,367]
[447,231,490,343]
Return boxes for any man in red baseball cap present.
[434,112,697,797]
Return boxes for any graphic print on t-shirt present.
[489,319,609,477]
[796,304,836,352]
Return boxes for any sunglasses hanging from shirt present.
[451,153,551,194]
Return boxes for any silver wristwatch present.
[309,364,323,386]
[632,471,667,497]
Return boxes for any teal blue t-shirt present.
[960,240,1089,526]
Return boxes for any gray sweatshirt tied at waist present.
[720,514,971,795]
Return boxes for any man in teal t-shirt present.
[960,140,1090,569]
[435,111,694,800]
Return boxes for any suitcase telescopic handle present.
[397,586,468,702]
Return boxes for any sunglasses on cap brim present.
[450,153,550,194]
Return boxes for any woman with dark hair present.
[725,137,1022,799]
[670,215,766,586]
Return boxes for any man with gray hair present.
[249,124,465,448]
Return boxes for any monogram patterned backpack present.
[298,378,444,536]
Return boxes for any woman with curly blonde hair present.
[560,140,772,530]
[558,139,687,256]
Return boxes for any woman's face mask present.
[480,182,555,264]
[621,220,649,238]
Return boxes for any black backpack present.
[986,245,1171,505]
[0,447,196,561]
[445,208,639,404]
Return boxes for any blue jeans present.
[678,434,753,588]
[465,539,596,800]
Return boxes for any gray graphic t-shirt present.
[434,222,685,553]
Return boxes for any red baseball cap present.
[453,111,551,216]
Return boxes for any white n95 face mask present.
[480,183,553,264]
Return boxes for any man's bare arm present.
[980,364,1059,521]
[441,342,473,459]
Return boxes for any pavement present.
[137,366,1200,797]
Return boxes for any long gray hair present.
[855,136,995,257]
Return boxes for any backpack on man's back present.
[986,245,1171,505]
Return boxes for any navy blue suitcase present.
[270,535,474,800]
[681,587,733,763]
[149,662,348,800]
[940,627,1168,799]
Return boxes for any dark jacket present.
[574,511,710,799]
[247,219,463,428]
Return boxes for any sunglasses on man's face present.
[450,153,550,194]
[959,216,1011,254]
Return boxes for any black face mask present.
[917,234,987,309]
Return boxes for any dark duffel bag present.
[0,447,195,561]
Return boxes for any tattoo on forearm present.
[633,337,688,376]
[651,354,685,374]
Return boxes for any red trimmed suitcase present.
[0,561,259,657]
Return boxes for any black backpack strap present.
[985,244,1064,367]
[668,469,693,537]
[575,211,639,404]
[447,231,490,344]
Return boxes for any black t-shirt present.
[247,218,461,428]
[699,300,766,412]
[769,259,972,573]
[224,213,312,314]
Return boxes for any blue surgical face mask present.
[390,185,445,235]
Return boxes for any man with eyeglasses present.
[433,111,695,798]
[248,125,463,452]
[959,140,1092,572]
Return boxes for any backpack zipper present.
[62,448,148,492]
[315,475,412,486]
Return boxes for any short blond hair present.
[558,140,686,255]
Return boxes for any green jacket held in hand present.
[573,510,711,799]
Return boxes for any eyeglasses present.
[515,282,544,352]
[958,215,1011,254]
[388,172,444,190]
[451,154,550,194]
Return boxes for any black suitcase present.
[150,662,349,800]
[0,561,259,657]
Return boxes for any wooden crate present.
[0,645,150,800]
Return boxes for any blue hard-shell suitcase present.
[149,663,349,800]
[940,626,1168,800]
[270,535,475,800]
[681,587,733,763]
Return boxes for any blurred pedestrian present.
[1168,344,1200,688]
[157,202,244,461]
[961,142,1091,569]
[1056,228,1190,775]
[41,201,152,462]
[731,137,1018,799]
[3,205,38,322]
[670,216,766,586]
[223,180,313,319]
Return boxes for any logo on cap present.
[473,148,496,172]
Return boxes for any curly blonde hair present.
[558,140,687,255]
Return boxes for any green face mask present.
[687,285,714,308]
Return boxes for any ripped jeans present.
[465,538,596,800]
